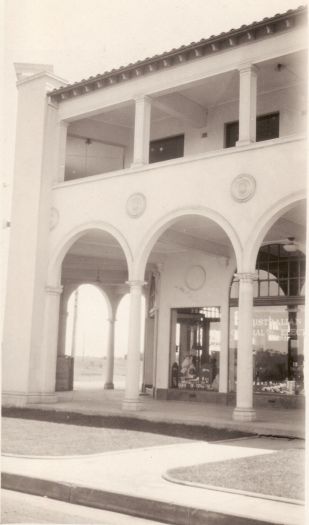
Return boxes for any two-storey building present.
[3,5,307,421]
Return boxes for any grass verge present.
[167,448,305,501]
[2,417,191,456]
[2,406,253,441]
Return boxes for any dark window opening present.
[225,112,280,148]
[149,134,184,164]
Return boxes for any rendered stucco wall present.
[155,250,235,391]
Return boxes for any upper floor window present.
[149,134,184,164]
[225,112,280,148]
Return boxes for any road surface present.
[1,489,167,524]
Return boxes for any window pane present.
[225,121,239,148]
[230,280,239,299]
[229,305,305,396]
[289,278,299,296]
[256,112,279,142]
[149,135,184,163]
[259,281,269,296]
[278,261,288,279]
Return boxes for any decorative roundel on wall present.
[126,193,147,218]
[49,207,59,230]
[185,265,206,291]
[231,174,256,203]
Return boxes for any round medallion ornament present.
[231,174,256,203]
[185,265,206,291]
[126,193,146,218]
[49,207,59,230]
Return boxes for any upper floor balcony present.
[50,10,306,185]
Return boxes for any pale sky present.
[65,286,145,357]
[3,0,306,183]
[4,0,305,84]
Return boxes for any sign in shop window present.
[229,305,304,395]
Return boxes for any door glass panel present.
[170,307,221,391]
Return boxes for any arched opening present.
[55,228,130,393]
[141,213,237,400]
[62,284,110,390]
[229,201,306,405]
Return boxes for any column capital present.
[238,63,258,75]
[45,285,63,296]
[126,280,147,290]
[234,272,257,283]
[134,94,151,104]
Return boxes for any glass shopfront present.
[170,307,221,391]
[229,244,305,396]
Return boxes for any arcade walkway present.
[7,389,305,439]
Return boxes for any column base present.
[233,407,256,421]
[2,392,58,407]
[236,139,255,147]
[104,382,114,390]
[130,161,146,169]
[122,398,143,411]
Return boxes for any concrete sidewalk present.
[2,439,305,525]
[4,389,305,438]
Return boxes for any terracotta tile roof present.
[49,5,306,101]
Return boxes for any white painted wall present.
[50,137,306,283]
[155,250,234,390]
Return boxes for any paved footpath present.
[2,439,305,525]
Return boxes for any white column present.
[38,285,63,398]
[233,273,256,421]
[70,288,79,358]
[236,65,257,147]
[218,302,229,393]
[57,285,71,356]
[104,317,116,389]
[132,96,151,167]
[122,280,146,410]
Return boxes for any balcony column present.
[233,273,256,421]
[122,280,146,410]
[236,65,257,147]
[104,315,116,389]
[132,96,151,167]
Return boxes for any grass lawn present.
[167,448,305,501]
[1,417,191,456]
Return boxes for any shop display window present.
[229,305,304,395]
[170,307,221,391]
[229,244,305,396]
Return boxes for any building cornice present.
[48,6,306,103]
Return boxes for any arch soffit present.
[244,191,306,271]
[48,221,133,285]
[134,207,242,279]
